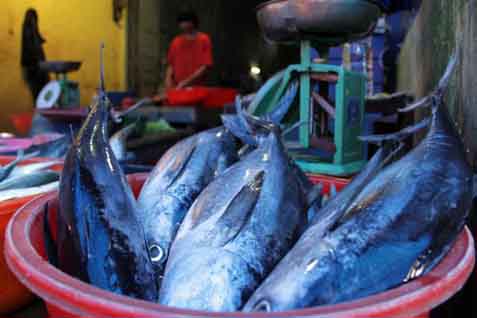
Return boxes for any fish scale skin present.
[243,103,473,312]
[137,127,238,284]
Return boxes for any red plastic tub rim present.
[4,174,476,318]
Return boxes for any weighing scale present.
[252,0,382,176]
[37,61,82,109]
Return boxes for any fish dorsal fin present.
[212,171,265,247]
[147,141,197,191]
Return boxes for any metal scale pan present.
[257,0,381,47]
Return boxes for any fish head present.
[160,249,258,312]
[243,239,339,312]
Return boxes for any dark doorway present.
[127,1,298,95]
[127,1,161,96]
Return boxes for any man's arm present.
[164,65,176,90]
[176,65,209,89]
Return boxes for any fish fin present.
[3,149,25,170]
[436,50,459,96]
[214,171,264,246]
[43,203,58,267]
[399,95,432,113]
[162,144,197,189]
[405,244,452,283]
[221,114,258,147]
[1,149,38,180]
[359,117,431,144]
[266,80,299,124]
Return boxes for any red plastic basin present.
[166,87,210,106]
[4,174,475,318]
[203,88,238,109]
[0,157,63,314]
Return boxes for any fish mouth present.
[251,299,273,312]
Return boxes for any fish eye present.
[253,299,272,312]
[149,244,165,263]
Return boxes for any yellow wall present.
[0,0,127,132]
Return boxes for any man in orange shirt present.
[164,11,213,90]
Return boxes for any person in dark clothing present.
[21,9,49,101]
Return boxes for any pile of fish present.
[0,152,60,203]
[50,53,473,313]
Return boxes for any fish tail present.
[267,80,299,124]
[359,117,431,144]
[221,114,258,147]
[224,97,280,145]
[400,50,459,113]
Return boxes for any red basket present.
[9,113,33,136]
[0,156,63,314]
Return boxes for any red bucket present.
[0,156,63,314]
[4,174,475,318]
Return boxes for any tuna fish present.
[10,161,61,177]
[138,80,299,287]
[56,46,158,301]
[243,54,473,312]
[0,170,59,191]
[0,181,58,203]
[0,150,38,182]
[159,119,308,312]
[24,135,71,159]
[137,127,238,285]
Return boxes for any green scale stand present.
[253,0,383,176]
[249,41,367,176]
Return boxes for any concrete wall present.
[0,0,127,132]
[398,0,477,168]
